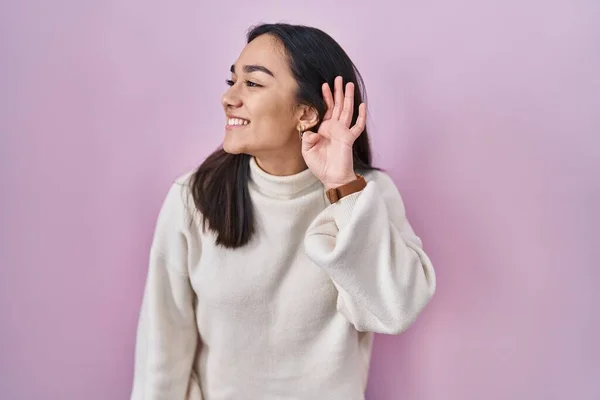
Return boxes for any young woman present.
[131,23,436,400]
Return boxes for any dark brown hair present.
[189,23,377,248]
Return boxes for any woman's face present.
[221,34,310,160]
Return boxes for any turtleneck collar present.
[248,156,321,199]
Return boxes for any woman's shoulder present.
[159,167,200,225]
[149,168,201,267]
[173,167,197,188]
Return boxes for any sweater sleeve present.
[131,181,201,400]
[304,171,436,335]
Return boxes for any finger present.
[301,131,321,152]
[349,103,367,138]
[340,82,355,127]
[331,76,344,120]
[322,83,334,120]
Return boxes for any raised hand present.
[301,76,367,190]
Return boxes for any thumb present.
[301,131,321,152]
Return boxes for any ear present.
[296,105,320,132]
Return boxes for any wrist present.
[323,174,359,191]
[324,174,366,203]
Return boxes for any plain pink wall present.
[1,0,598,399]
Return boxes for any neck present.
[248,156,320,199]
[254,152,307,177]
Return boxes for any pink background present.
[1,0,598,399]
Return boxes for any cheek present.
[252,95,295,132]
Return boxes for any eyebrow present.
[230,64,275,77]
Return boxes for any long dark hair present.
[189,23,377,248]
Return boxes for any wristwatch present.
[325,175,366,203]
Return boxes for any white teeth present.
[228,118,249,126]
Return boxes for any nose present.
[221,85,243,109]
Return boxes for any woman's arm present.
[304,171,436,335]
[131,182,200,400]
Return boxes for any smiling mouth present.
[226,118,250,127]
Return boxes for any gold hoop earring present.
[298,125,304,139]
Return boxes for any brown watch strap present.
[326,175,366,203]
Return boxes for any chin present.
[222,139,246,155]
[223,147,244,155]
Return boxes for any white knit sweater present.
[131,157,436,400]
